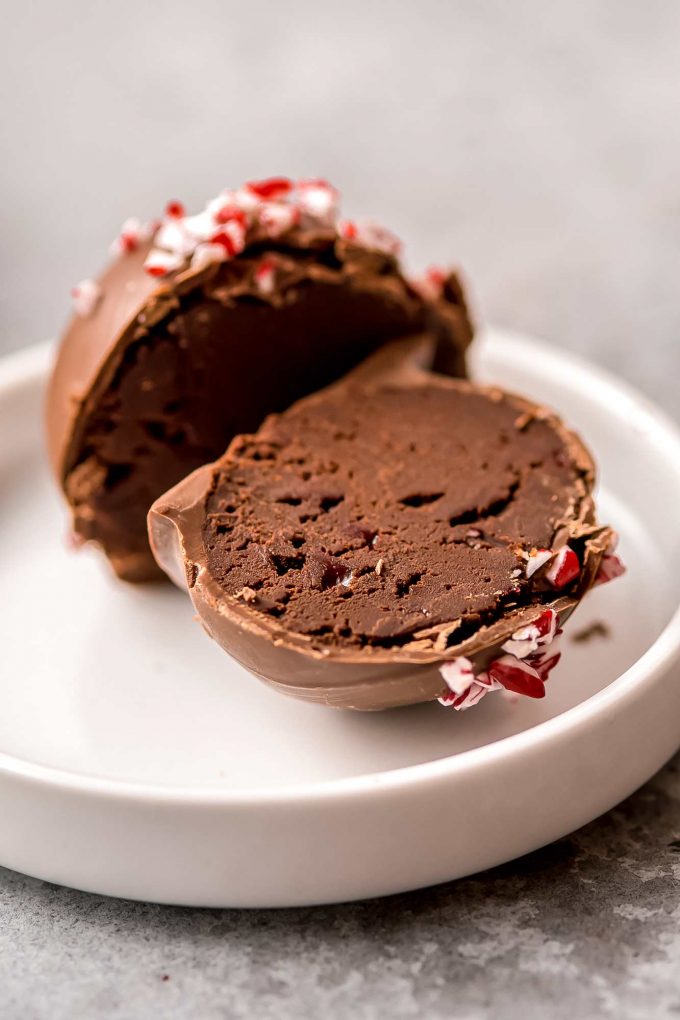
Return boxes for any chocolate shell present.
[148,343,619,711]
[46,180,473,581]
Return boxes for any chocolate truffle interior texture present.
[202,383,591,651]
[65,264,465,581]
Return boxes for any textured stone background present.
[2,1,680,1016]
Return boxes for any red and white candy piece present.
[109,217,150,256]
[254,257,277,295]
[231,187,262,213]
[71,279,102,317]
[182,210,221,243]
[79,174,423,298]
[212,204,249,228]
[438,606,564,710]
[337,220,358,242]
[525,548,553,578]
[595,553,626,586]
[593,531,626,586]
[363,222,402,256]
[143,249,185,277]
[338,220,402,256]
[545,545,580,588]
[486,655,546,699]
[190,243,228,271]
[210,219,247,258]
[523,545,580,588]
[155,218,198,258]
[439,675,503,711]
[490,639,563,700]
[501,608,558,659]
[245,177,293,201]
[296,178,339,222]
[165,200,186,219]
[439,656,475,697]
[257,201,299,238]
[206,192,249,220]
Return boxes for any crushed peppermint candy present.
[245,176,293,200]
[438,609,563,710]
[143,249,185,277]
[165,200,186,219]
[296,178,339,222]
[545,545,580,588]
[254,257,277,295]
[109,217,154,256]
[211,219,247,257]
[155,218,199,257]
[438,674,502,710]
[524,548,553,578]
[439,656,475,697]
[71,279,102,318]
[258,201,300,238]
[486,655,545,699]
[438,535,622,715]
[106,177,411,282]
[72,176,461,308]
[595,552,626,586]
[213,205,248,227]
[593,531,626,587]
[501,608,558,659]
[191,243,228,271]
[521,545,581,588]
[338,219,402,256]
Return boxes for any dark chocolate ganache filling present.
[202,382,590,650]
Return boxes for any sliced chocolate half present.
[148,351,622,711]
[46,178,472,581]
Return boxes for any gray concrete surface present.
[1,1,680,1016]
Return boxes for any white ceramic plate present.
[2,330,680,907]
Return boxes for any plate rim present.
[4,331,680,806]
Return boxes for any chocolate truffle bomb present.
[148,351,624,711]
[46,178,473,581]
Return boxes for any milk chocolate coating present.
[46,231,472,581]
[149,346,613,710]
